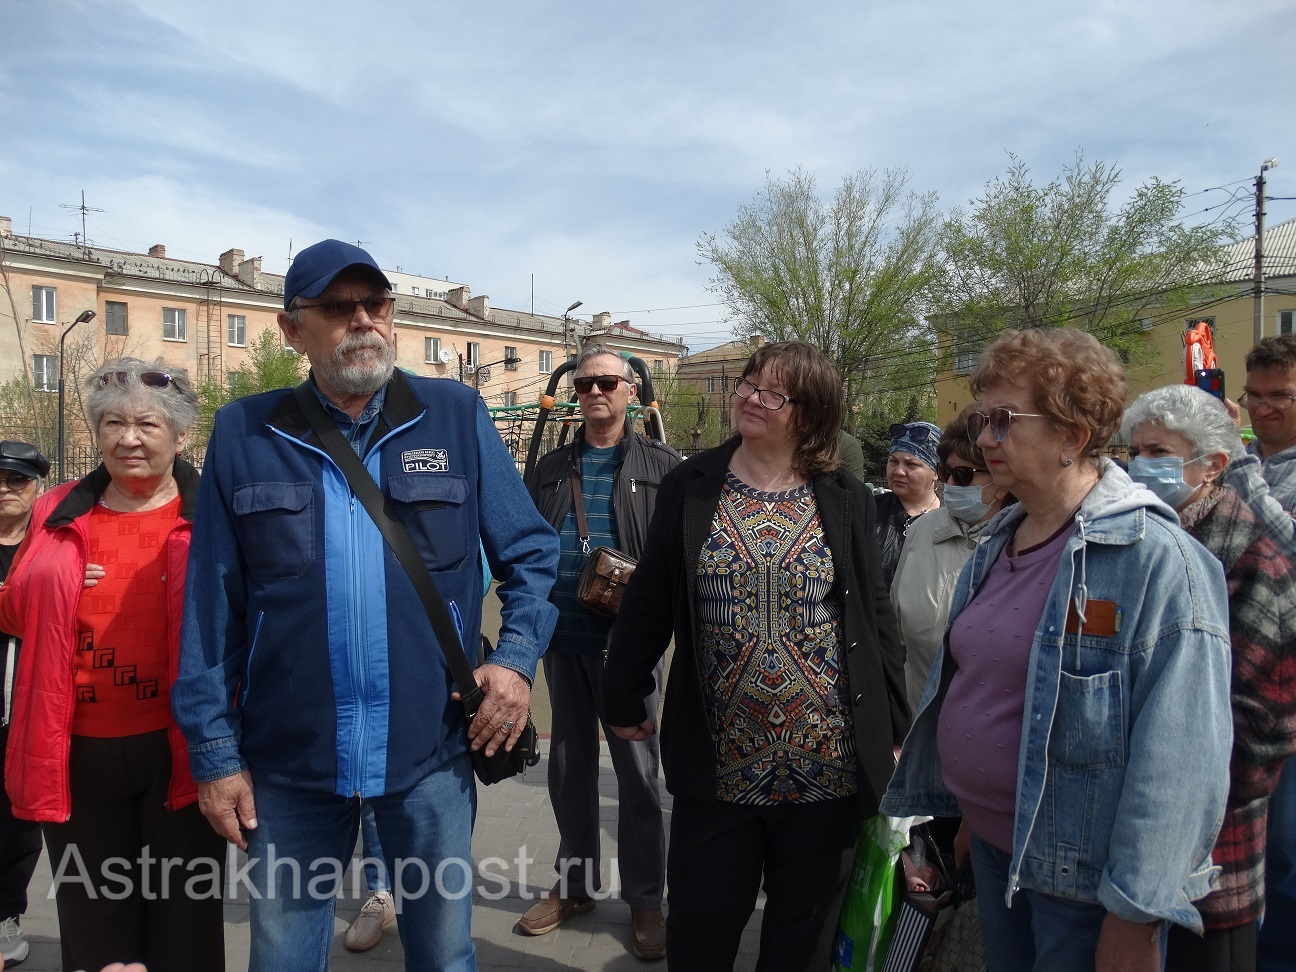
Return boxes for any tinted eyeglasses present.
[99,370,175,389]
[296,297,396,322]
[734,377,799,410]
[889,422,936,443]
[573,374,628,395]
[0,473,35,491]
[966,407,1047,442]
[938,464,988,487]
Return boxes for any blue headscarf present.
[888,421,941,471]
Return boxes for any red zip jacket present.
[0,461,200,822]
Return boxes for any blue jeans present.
[247,752,477,972]
[359,802,389,894]
[970,834,1108,972]
[1260,759,1296,972]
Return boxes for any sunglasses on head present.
[938,464,988,488]
[573,375,627,394]
[0,473,34,491]
[99,370,175,389]
[966,407,1047,443]
[889,423,935,444]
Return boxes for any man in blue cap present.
[175,240,560,970]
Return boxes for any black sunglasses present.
[99,370,175,389]
[889,423,936,443]
[296,297,396,322]
[0,473,35,491]
[938,464,988,488]
[573,375,628,394]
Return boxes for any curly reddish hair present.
[969,328,1126,464]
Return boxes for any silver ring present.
[502,721,516,732]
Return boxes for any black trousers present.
[666,793,864,972]
[40,730,226,972]
[1166,919,1258,972]
[0,726,42,920]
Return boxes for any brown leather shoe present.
[631,906,666,961]
[516,887,595,935]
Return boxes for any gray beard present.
[315,335,396,397]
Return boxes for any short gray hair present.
[576,345,634,382]
[86,358,199,437]
[1121,384,1241,461]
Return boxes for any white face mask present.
[942,484,994,523]
[1127,455,1207,509]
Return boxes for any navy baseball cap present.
[283,239,392,309]
[0,441,51,479]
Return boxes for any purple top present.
[938,522,1075,852]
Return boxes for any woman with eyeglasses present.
[874,421,942,589]
[882,328,1234,972]
[890,405,1014,715]
[0,358,224,972]
[603,340,910,971]
[1121,384,1296,972]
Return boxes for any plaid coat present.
[1184,486,1296,929]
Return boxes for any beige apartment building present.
[0,217,685,442]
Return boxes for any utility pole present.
[1255,158,1279,345]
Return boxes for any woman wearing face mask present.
[1124,384,1296,972]
[891,405,1015,714]
[874,422,942,589]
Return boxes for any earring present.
[1062,456,1074,467]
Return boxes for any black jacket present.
[602,438,911,811]
[527,421,681,562]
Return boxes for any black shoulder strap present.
[292,382,484,716]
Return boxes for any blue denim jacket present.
[882,462,1233,931]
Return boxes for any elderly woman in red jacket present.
[0,358,223,972]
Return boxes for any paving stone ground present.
[15,745,764,971]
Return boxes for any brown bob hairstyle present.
[738,340,842,478]
[969,328,1127,465]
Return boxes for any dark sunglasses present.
[573,374,628,394]
[938,464,988,487]
[889,422,935,443]
[0,473,35,491]
[966,407,1047,443]
[99,370,175,389]
[297,297,396,322]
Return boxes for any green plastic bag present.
[834,814,923,972]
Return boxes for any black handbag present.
[292,384,540,785]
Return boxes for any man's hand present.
[610,719,656,742]
[1095,912,1161,972]
[455,663,531,758]
[197,771,257,851]
[1224,395,1244,431]
[83,563,105,588]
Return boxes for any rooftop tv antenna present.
[60,190,103,245]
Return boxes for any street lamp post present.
[472,354,523,389]
[57,309,96,483]
[561,300,583,358]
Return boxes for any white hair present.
[1121,384,1241,460]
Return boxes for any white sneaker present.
[0,916,29,965]
[344,890,395,952]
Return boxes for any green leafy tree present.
[935,153,1235,371]
[194,327,305,447]
[698,167,943,424]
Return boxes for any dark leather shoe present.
[631,906,666,961]
[516,888,595,935]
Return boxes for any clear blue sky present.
[2,0,1293,350]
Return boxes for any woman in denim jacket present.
[882,329,1233,972]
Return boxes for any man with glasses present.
[522,346,679,960]
[175,240,560,971]
[0,441,47,967]
[1237,335,1296,972]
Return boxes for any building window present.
[425,336,442,363]
[706,376,715,394]
[227,314,246,346]
[105,301,128,335]
[538,350,553,374]
[1280,310,1295,336]
[504,346,518,370]
[503,391,518,407]
[32,286,56,324]
[467,342,480,366]
[33,354,56,392]
[163,307,187,341]
[653,359,664,374]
